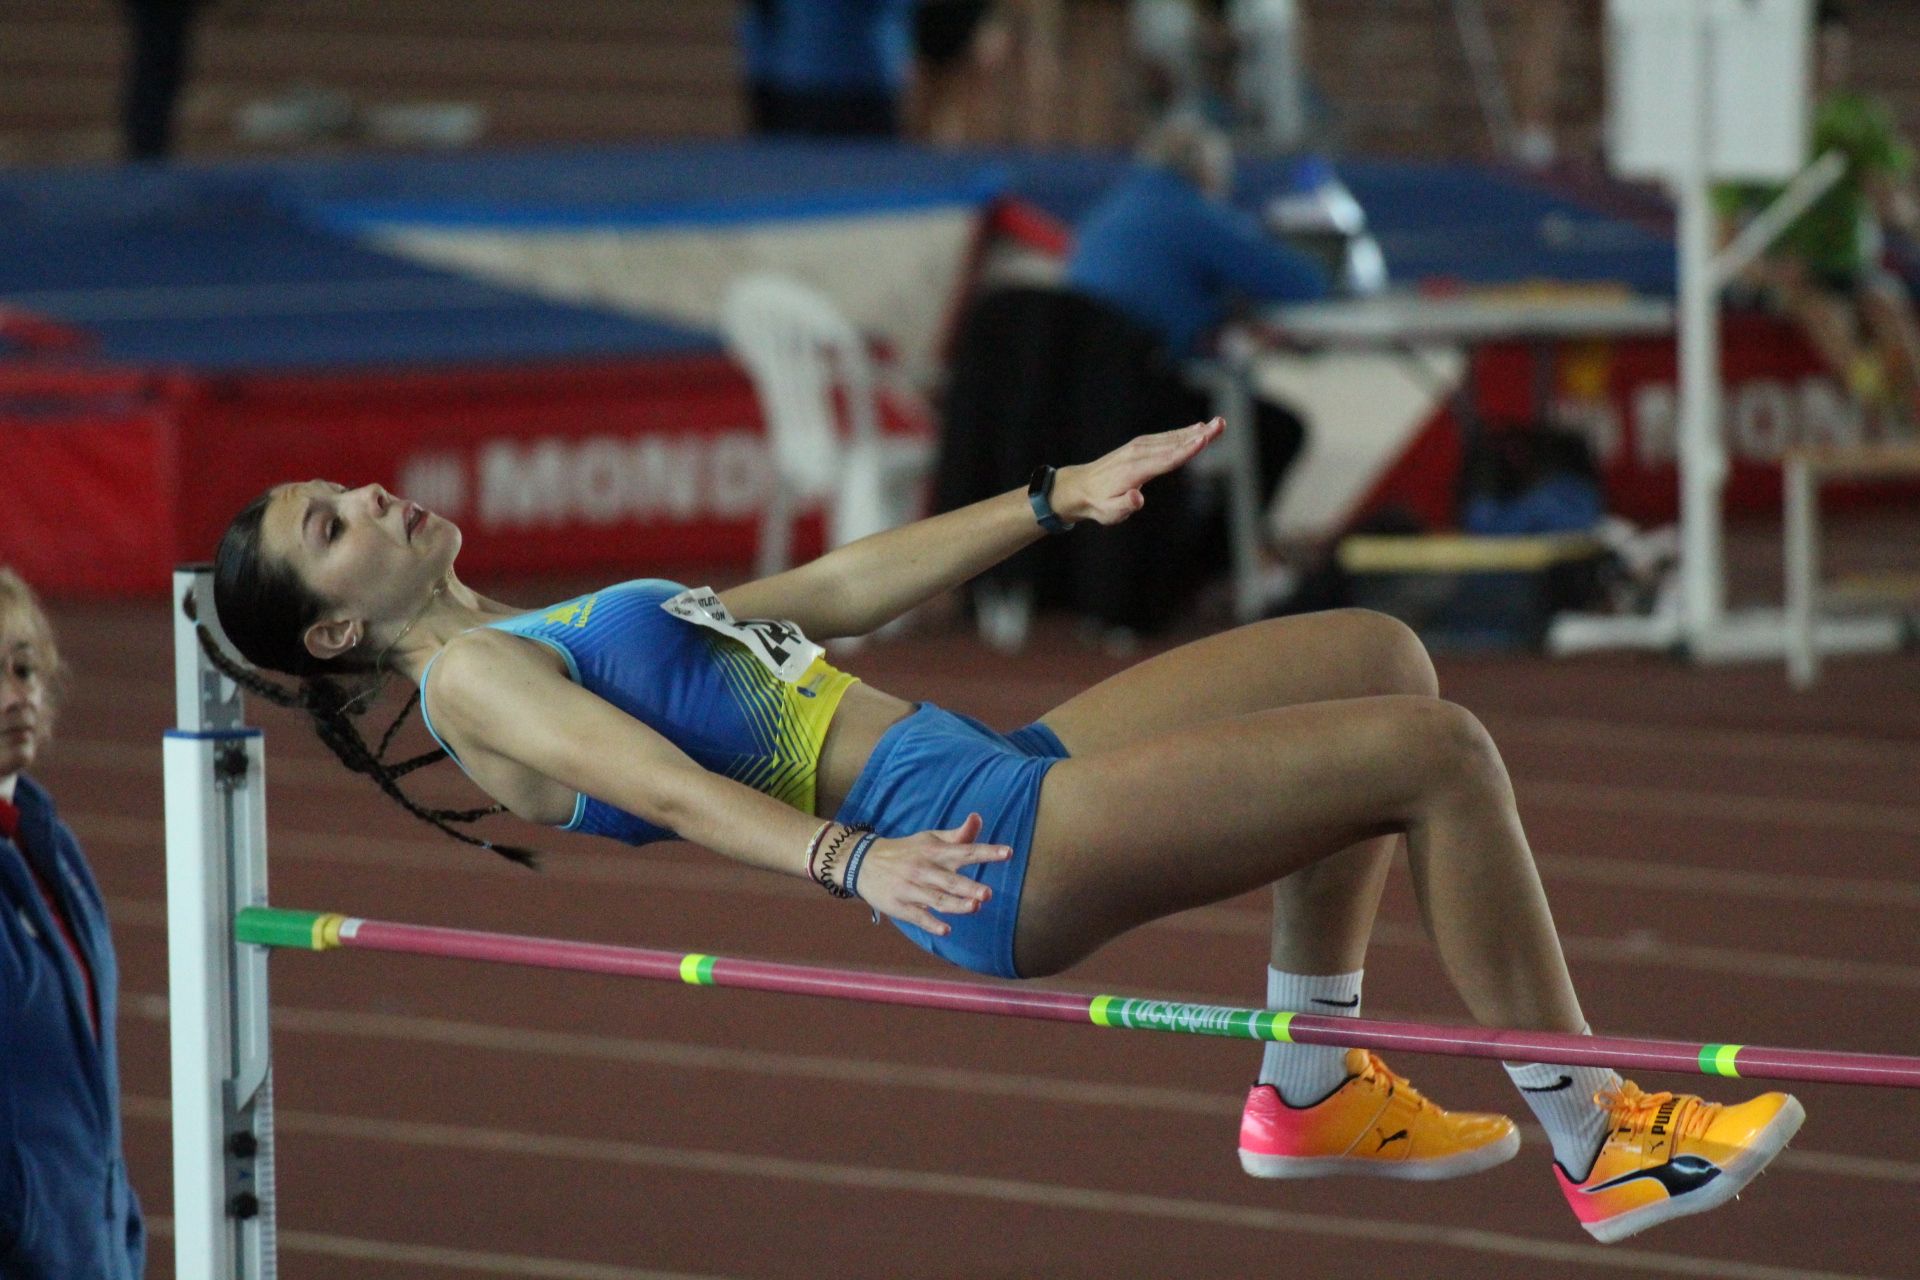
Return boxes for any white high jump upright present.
[164,564,279,1279]
[1554,0,1899,663]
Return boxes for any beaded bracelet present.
[803,819,835,884]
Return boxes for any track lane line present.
[79,804,1920,914]
[141,1216,742,1280]
[118,994,1920,1185]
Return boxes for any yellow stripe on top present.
[704,641,858,818]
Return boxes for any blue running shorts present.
[833,703,1069,979]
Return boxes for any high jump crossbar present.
[237,906,1920,1091]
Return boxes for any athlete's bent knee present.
[1340,609,1439,698]
[1401,698,1508,800]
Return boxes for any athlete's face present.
[0,625,49,786]
[260,479,460,663]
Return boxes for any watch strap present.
[1027,465,1076,534]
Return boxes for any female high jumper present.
[203,417,1802,1244]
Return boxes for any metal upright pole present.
[1675,1,1728,653]
[164,565,278,1279]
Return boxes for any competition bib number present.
[660,587,822,683]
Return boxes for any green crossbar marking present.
[679,954,717,985]
[1700,1044,1743,1078]
[1093,997,1290,1040]
[236,907,327,951]
[1269,1011,1295,1043]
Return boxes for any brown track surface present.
[39,518,1920,1280]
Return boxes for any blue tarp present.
[0,140,1676,373]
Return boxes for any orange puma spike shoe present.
[1239,1050,1519,1180]
[1556,1080,1805,1243]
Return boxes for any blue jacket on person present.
[1065,166,1331,358]
[0,774,144,1279]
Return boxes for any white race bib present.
[660,587,823,684]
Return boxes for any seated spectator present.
[1065,113,1330,514]
[1717,0,1920,431]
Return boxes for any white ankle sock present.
[1258,967,1362,1106]
[1503,1051,1622,1180]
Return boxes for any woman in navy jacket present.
[0,567,144,1278]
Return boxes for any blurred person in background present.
[741,0,919,138]
[1130,0,1311,154]
[1717,0,1920,431]
[1065,113,1329,525]
[1129,0,1223,129]
[0,568,145,1279]
[983,0,1129,149]
[909,0,1013,145]
[1508,0,1594,168]
[119,0,204,160]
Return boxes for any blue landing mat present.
[0,140,1675,374]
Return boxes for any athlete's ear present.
[303,614,362,663]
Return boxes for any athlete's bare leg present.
[1016,680,1585,1036]
[1034,609,1434,974]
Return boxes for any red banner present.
[173,357,770,577]
[0,409,177,596]
[1363,312,1920,528]
[172,355,944,582]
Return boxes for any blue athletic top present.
[418,579,859,846]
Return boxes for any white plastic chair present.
[719,275,935,582]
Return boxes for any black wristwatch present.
[1027,465,1076,534]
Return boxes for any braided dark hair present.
[202,489,539,868]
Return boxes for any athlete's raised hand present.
[849,812,1008,936]
[1051,417,1225,527]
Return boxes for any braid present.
[191,618,309,712]
[374,688,449,779]
[189,612,541,869]
[385,748,448,779]
[304,679,539,869]
[375,688,425,760]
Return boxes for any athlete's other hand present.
[1053,417,1224,526]
[855,812,1007,936]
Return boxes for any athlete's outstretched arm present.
[720,418,1224,639]
[428,629,1007,934]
